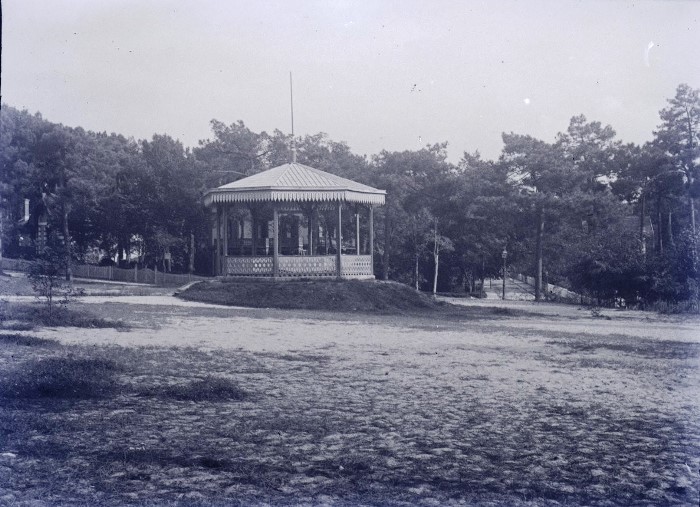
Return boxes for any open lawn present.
[0,293,698,506]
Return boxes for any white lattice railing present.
[224,254,373,277]
[340,255,373,277]
[225,256,274,276]
[278,256,336,277]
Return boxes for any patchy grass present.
[0,302,128,329]
[0,356,123,399]
[0,332,58,347]
[649,299,700,314]
[547,336,700,360]
[0,271,172,297]
[0,272,36,296]
[0,306,697,505]
[138,375,248,402]
[178,279,442,314]
[0,321,35,331]
[178,279,537,320]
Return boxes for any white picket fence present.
[1,257,209,287]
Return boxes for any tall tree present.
[369,144,454,283]
[556,114,620,192]
[450,152,519,293]
[195,120,268,187]
[141,134,206,270]
[654,84,700,235]
[501,134,578,300]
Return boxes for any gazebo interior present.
[204,163,386,278]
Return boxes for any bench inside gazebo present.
[204,163,386,279]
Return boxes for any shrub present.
[0,356,123,399]
[648,299,700,314]
[27,247,74,320]
[1,302,128,329]
[140,375,248,402]
[0,333,58,347]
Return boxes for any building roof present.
[204,163,386,206]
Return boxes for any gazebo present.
[204,162,386,278]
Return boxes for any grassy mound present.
[137,375,248,402]
[178,279,443,314]
[0,333,58,347]
[0,302,128,330]
[1,356,123,399]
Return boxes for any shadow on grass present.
[0,333,58,347]
[547,337,700,360]
[0,302,129,330]
[136,375,248,402]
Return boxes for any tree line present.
[1,84,698,307]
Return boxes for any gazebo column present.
[336,202,343,277]
[215,205,221,276]
[251,208,257,257]
[369,205,374,275]
[222,204,228,274]
[308,209,314,255]
[273,206,279,277]
[355,210,360,255]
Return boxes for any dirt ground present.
[0,293,699,506]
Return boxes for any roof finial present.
[290,71,297,163]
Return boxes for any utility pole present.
[290,71,296,163]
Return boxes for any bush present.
[139,375,248,402]
[1,302,128,329]
[0,333,58,347]
[27,246,74,319]
[648,299,700,314]
[0,356,123,399]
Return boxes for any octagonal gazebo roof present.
[204,163,386,206]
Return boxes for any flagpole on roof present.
[290,71,297,163]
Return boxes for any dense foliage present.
[1,84,698,307]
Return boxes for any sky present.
[2,0,699,162]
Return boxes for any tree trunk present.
[668,211,674,246]
[189,232,195,274]
[433,252,439,295]
[480,255,485,297]
[690,193,696,236]
[415,254,419,291]
[63,206,72,282]
[657,200,663,254]
[382,212,391,281]
[534,204,544,301]
[432,220,439,295]
[0,206,4,275]
[640,191,647,255]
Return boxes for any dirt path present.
[17,294,698,349]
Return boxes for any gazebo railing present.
[339,255,373,277]
[223,254,373,278]
[225,256,274,276]
[279,256,336,277]
[226,239,363,257]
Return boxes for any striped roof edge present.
[204,163,386,206]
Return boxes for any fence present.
[1,257,209,287]
[515,273,594,305]
[1,257,33,272]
